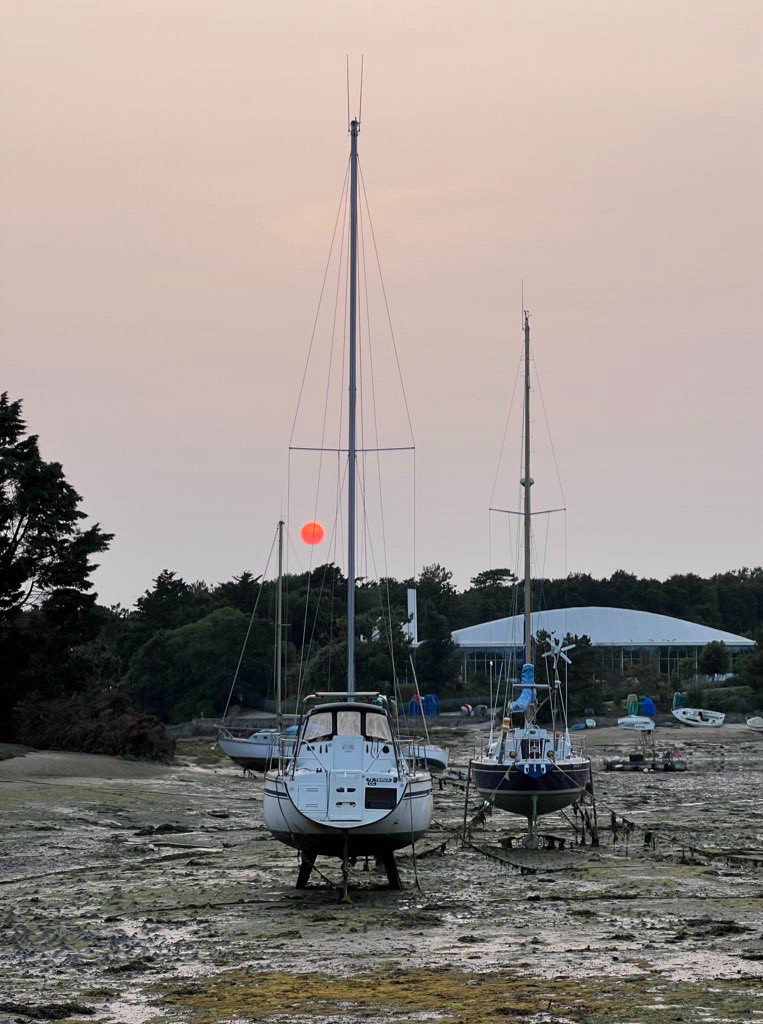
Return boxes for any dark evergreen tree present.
[699,640,730,677]
[0,393,112,740]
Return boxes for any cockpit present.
[300,704,393,745]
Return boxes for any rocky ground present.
[0,724,761,1024]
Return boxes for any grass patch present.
[159,966,760,1024]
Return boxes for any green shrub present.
[13,689,175,762]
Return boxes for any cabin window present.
[336,710,362,736]
[365,713,392,742]
[303,712,333,742]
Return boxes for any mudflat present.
[0,724,761,1024]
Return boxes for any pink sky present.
[2,1,761,607]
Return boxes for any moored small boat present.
[746,716,763,733]
[617,715,655,732]
[218,727,296,771]
[671,707,725,728]
[401,740,449,773]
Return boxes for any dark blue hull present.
[471,758,591,818]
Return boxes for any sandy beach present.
[0,723,761,1023]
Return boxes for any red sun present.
[300,521,325,546]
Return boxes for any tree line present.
[2,391,762,745]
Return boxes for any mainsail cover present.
[510,663,536,712]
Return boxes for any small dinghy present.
[746,716,763,733]
[617,715,655,732]
[671,707,725,728]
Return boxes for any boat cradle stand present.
[295,842,402,896]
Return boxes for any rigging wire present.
[489,347,524,509]
[292,167,351,695]
[221,525,279,722]
[285,145,416,704]
[358,161,415,447]
[357,159,416,690]
[530,347,567,507]
[296,459,349,707]
[288,163,350,449]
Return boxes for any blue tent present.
[408,694,440,717]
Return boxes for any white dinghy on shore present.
[671,707,725,728]
[617,715,656,732]
[746,716,763,733]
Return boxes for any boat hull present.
[671,708,724,728]
[471,759,591,817]
[218,732,295,771]
[263,771,433,857]
[401,742,449,773]
[617,715,655,732]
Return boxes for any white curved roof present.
[451,606,755,649]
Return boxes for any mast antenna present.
[358,54,364,124]
[346,56,364,130]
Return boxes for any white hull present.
[746,716,763,733]
[264,769,433,855]
[671,707,725,728]
[401,741,449,773]
[617,715,655,732]
[218,729,295,770]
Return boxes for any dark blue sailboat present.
[470,313,591,847]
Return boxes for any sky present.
[1,0,761,608]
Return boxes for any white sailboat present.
[218,522,296,771]
[671,707,725,728]
[670,692,724,728]
[470,312,591,849]
[263,115,433,890]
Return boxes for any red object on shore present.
[300,521,325,545]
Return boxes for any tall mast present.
[521,311,533,665]
[276,519,284,730]
[346,117,359,694]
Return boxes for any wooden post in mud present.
[462,759,473,842]
[340,831,351,903]
[296,850,315,889]
[382,851,402,890]
[587,763,600,847]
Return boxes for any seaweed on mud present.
[157,967,761,1024]
[0,1002,94,1021]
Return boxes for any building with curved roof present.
[451,606,755,681]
